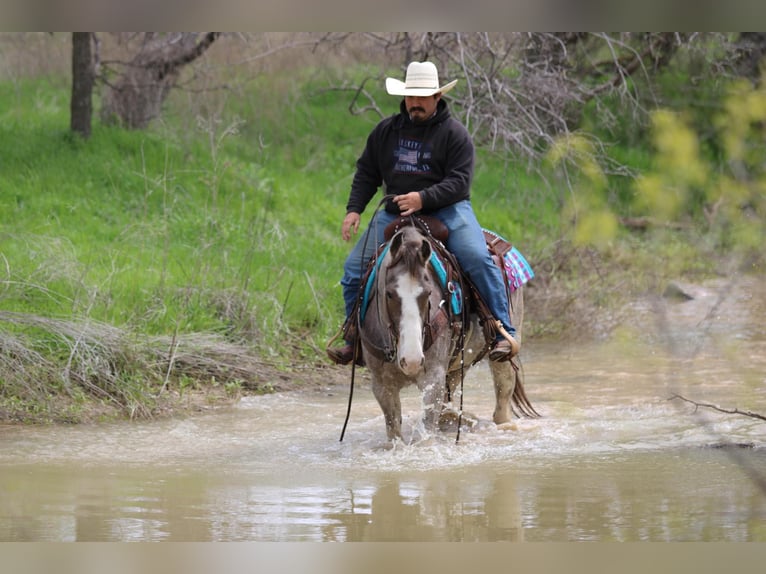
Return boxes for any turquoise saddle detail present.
[359,243,461,323]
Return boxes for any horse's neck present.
[359,266,397,362]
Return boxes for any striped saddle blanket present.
[483,229,534,293]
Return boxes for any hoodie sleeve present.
[418,119,474,211]
[346,123,385,215]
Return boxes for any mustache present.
[408,107,425,113]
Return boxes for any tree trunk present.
[70,32,94,139]
[100,32,220,129]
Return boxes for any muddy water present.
[1,277,765,541]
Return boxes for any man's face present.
[405,94,441,123]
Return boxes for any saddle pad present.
[483,228,534,293]
[503,246,534,292]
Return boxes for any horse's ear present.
[390,230,404,256]
[419,238,432,264]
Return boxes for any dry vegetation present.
[0,310,349,423]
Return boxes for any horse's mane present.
[387,228,430,278]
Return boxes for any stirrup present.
[489,336,519,361]
[489,320,520,361]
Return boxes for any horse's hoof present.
[438,409,479,432]
[496,421,518,431]
[375,439,400,451]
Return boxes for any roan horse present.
[354,221,538,442]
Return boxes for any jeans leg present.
[340,210,397,319]
[434,201,514,337]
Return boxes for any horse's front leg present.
[371,377,403,441]
[419,366,447,434]
[489,359,516,424]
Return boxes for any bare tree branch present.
[99,33,221,129]
[670,393,766,422]
[336,32,717,163]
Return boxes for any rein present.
[340,195,396,442]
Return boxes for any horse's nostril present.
[399,356,424,375]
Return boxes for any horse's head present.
[383,227,434,376]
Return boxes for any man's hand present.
[393,192,423,217]
[342,212,361,241]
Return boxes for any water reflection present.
[2,444,765,541]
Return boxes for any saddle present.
[383,215,449,243]
[339,216,517,364]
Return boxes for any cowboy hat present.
[385,61,458,97]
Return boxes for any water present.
[1,277,765,541]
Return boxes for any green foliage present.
[473,149,560,246]
[545,64,766,270]
[634,78,766,260]
[545,133,619,248]
[634,109,710,221]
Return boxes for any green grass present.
[0,74,713,338]
[1,69,751,422]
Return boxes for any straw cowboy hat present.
[385,61,458,97]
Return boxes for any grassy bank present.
[0,70,736,423]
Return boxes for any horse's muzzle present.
[398,354,424,376]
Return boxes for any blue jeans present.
[340,200,514,339]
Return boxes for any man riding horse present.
[327,61,519,366]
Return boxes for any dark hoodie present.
[346,98,474,215]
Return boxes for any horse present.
[356,222,538,442]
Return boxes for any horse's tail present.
[510,357,540,418]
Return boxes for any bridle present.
[340,201,459,442]
[382,251,434,365]
[359,235,433,365]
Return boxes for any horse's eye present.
[386,290,394,299]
